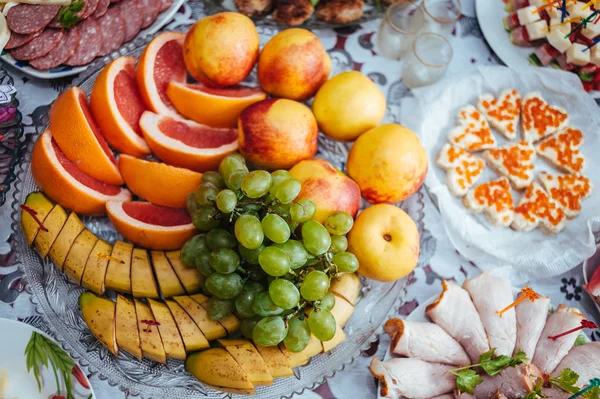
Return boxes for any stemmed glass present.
[401,32,454,88]
[377,1,426,60]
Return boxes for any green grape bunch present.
[180,153,359,353]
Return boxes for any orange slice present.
[49,87,123,185]
[106,201,196,250]
[118,154,203,208]
[31,130,131,216]
[167,82,267,128]
[139,111,238,172]
[136,32,186,118]
[90,56,151,156]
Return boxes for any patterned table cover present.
[0,1,598,398]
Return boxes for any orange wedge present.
[139,111,238,172]
[31,130,131,216]
[106,201,196,250]
[166,82,267,128]
[118,155,203,208]
[136,32,186,118]
[49,87,123,185]
[90,56,151,156]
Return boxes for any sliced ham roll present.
[463,273,517,357]
[426,280,490,363]
[541,388,571,399]
[492,392,509,399]
[514,292,551,361]
[531,304,584,374]
[455,393,475,399]
[384,319,471,367]
[552,342,600,384]
[473,363,542,399]
[370,357,455,399]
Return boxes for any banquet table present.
[0,1,599,398]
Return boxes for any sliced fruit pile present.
[21,192,203,297]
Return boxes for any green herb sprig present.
[524,379,546,399]
[57,1,85,29]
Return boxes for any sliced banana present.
[0,13,9,54]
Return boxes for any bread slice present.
[538,172,593,219]
[447,105,497,152]
[436,143,486,197]
[464,177,515,227]
[535,127,585,174]
[477,89,521,140]
[483,141,536,190]
[511,182,566,234]
[521,92,569,142]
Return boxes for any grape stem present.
[284,301,307,324]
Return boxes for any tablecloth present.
[0,1,599,398]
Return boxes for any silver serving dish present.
[9,25,428,399]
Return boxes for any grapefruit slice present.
[136,32,186,117]
[90,56,151,156]
[49,87,124,185]
[167,82,267,128]
[106,201,196,250]
[31,130,131,216]
[118,154,203,208]
[139,111,238,172]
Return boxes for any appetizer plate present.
[0,318,94,399]
[475,0,600,99]
[0,0,187,80]
[583,241,600,314]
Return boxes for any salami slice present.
[10,29,63,61]
[76,0,99,20]
[138,0,160,29]
[93,0,111,18]
[6,4,61,34]
[97,6,125,56]
[5,30,41,50]
[65,18,102,66]
[48,19,62,29]
[29,26,80,70]
[159,0,174,12]
[117,0,142,42]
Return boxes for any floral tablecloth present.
[0,1,598,398]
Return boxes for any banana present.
[0,13,10,54]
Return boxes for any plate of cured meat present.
[0,0,186,79]
[476,0,600,99]
[373,272,598,399]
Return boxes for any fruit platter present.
[9,10,428,399]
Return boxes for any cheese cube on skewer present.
[549,17,572,35]
[567,1,593,19]
[518,6,542,26]
[526,20,549,40]
[591,45,600,66]
[547,29,573,53]
[582,22,600,40]
[529,0,548,7]
[566,43,591,66]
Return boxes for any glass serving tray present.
[8,25,429,399]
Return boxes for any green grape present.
[297,199,316,220]
[253,316,288,346]
[283,317,310,353]
[271,202,291,218]
[316,291,336,311]
[301,270,330,301]
[273,240,308,270]
[206,229,236,250]
[192,206,220,230]
[241,170,272,198]
[195,183,219,206]
[227,170,247,191]
[208,248,240,274]
[219,155,246,181]
[205,272,243,299]
[286,219,299,232]
[289,203,305,223]
[301,221,332,256]
[245,280,266,293]
[241,317,261,338]
[247,267,267,282]
[238,196,263,213]
[270,170,292,193]
[195,252,213,276]
[325,211,354,236]
[235,289,257,318]
[228,152,247,165]
[330,235,348,254]
[202,171,226,190]
[238,244,263,265]
[252,292,284,317]
[180,235,207,266]
[308,309,336,341]
[269,279,300,309]
[216,189,237,213]
[258,246,291,277]
[235,214,264,249]
[275,179,302,204]
[186,192,199,215]
[207,297,234,320]
[332,251,359,273]
[261,214,290,244]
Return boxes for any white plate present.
[0,318,94,399]
[475,0,600,99]
[0,0,187,79]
